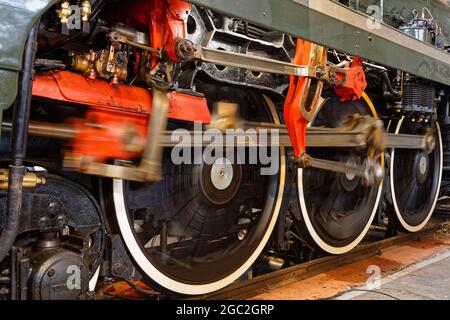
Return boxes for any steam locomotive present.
[0,0,448,299]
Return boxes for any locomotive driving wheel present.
[112,88,285,295]
[296,93,384,254]
[388,117,443,232]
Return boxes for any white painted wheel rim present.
[297,170,383,255]
[389,117,443,232]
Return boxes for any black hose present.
[0,23,39,263]
[121,279,158,298]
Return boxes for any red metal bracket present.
[333,57,367,102]
[284,41,367,158]
[284,40,326,157]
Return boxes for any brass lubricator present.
[0,169,46,191]
[71,50,96,78]
[70,47,128,84]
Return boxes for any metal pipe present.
[1,121,76,139]
[382,71,401,100]
[1,119,431,150]
[9,246,16,300]
[0,23,39,263]
[139,86,169,181]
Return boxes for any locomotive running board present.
[187,0,450,86]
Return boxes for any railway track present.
[189,223,445,300]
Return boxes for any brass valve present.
[70,48,128,83]
[71,50,97,73]
[96,48,128,83]
[0,169,46,191]
[210,102,242,130]
[57,1,72,24]
[80,0,92,22]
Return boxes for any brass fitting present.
[71,50,97,74]
[71,49,127,83]
[80,0,92,22]
[292,153,312,168]
[57,1,72,24]
[210,102,241,130]
[0,169,46,191]
[95,49,128,83]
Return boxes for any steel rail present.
[189,224,443,300]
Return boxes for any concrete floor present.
[335,250,450,300]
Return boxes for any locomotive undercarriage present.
[0,0,447,299]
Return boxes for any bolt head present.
[238,229,248,241]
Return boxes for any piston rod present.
[0,119,431,184]
[1,120,433,149]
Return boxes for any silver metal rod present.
[308,156,368,178]
[194,46,316,77]
[1,121,432,150]
[385,133,426,149]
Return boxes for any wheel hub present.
[339,156,361,192]
[210,158,234,190]
[201,157,242,205]
[415,152,429,184]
